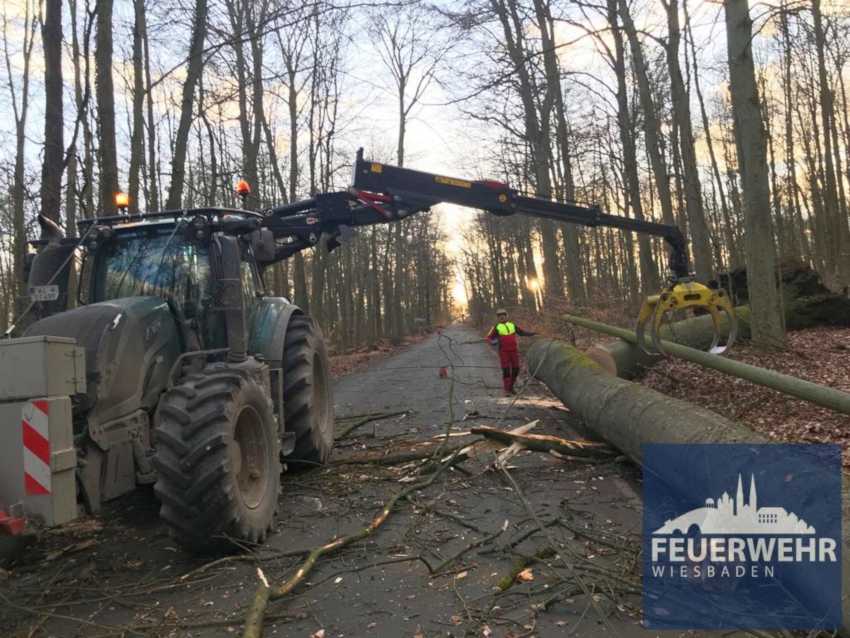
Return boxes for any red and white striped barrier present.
[22,400,51,496]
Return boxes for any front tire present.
[283,314,334,465]
[153,362,281,552]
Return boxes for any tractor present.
[11,149,734,553]
[22,203,334,552]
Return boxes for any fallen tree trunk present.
[527,338,850,635]
[527,339,765,461]
[569,314,850,416]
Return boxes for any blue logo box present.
[642,443,841,630]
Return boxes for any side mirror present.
[250,229,276,263]
[28,242,76,319]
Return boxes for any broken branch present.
[470,426,615,459]
[335,410,409,440]
[241,448,465,638]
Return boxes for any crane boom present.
[348,149,690,280]
[260,149,736,356]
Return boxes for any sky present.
[2,0,846,308]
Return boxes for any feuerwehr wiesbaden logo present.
[643,443,841,629]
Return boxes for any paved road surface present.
[2,325,654,637]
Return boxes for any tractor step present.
[281,431,296,457]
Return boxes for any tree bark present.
[529,338,765,461]
[608,0,659,294]
[811,0,850,287]
[532,0,583,304]
[491,0,563,303]
[95,0,119,215]
[724,0,785,347]
[618,0,676,230]
[142,0,159,211]
[165,0,208,209]
[567,314,850,415]
[127,0,146,214]
[664,0,712,280]
[41,0,63,223]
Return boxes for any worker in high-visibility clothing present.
[486,309,536,395]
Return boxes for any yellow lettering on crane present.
[370,163,383,173]
[435,175,472,189]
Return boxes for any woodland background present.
[1,0,848,351]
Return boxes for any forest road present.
[2,324,659,638]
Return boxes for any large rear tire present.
[283,314,334,465]
[153,361,281,552]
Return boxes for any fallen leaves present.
[516,567,534,582]
[642,327,850,464]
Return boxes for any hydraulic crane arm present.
[260,149,736,355]
[348,149,690,280]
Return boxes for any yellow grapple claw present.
[635,281,737,356]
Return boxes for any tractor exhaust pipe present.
[213,235,247,362]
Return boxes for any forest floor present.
[0,325,668,638]
[640,326,850,464]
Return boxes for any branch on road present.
[334,410,410,440]
[331,440,473,466]
[471,426,615,460]
[241,448,466,638]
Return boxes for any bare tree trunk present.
[142,0,158,211]
[684,0,734,271]
[724,0,785,347]
[95,0,119,214]
[127,0,146,214]
[762,83,786,258]
[41,0,63,223]
[532,0,583,303]
[779,7,810,262]
[663,0,712,280]
[287,67,309,310]
[491,0,563,303]
[166,0,208,209]
[811,0,850,287]
[618,0,676,230]
[608,0,659,294]
[225,0,266,204]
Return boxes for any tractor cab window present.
[93,230,210,321]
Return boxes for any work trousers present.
[499,349,520,392]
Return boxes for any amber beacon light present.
[235,179,251,197]
[115,192,129,211]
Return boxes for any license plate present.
[29,285,60,302]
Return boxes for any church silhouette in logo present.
[654,474,815,535]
